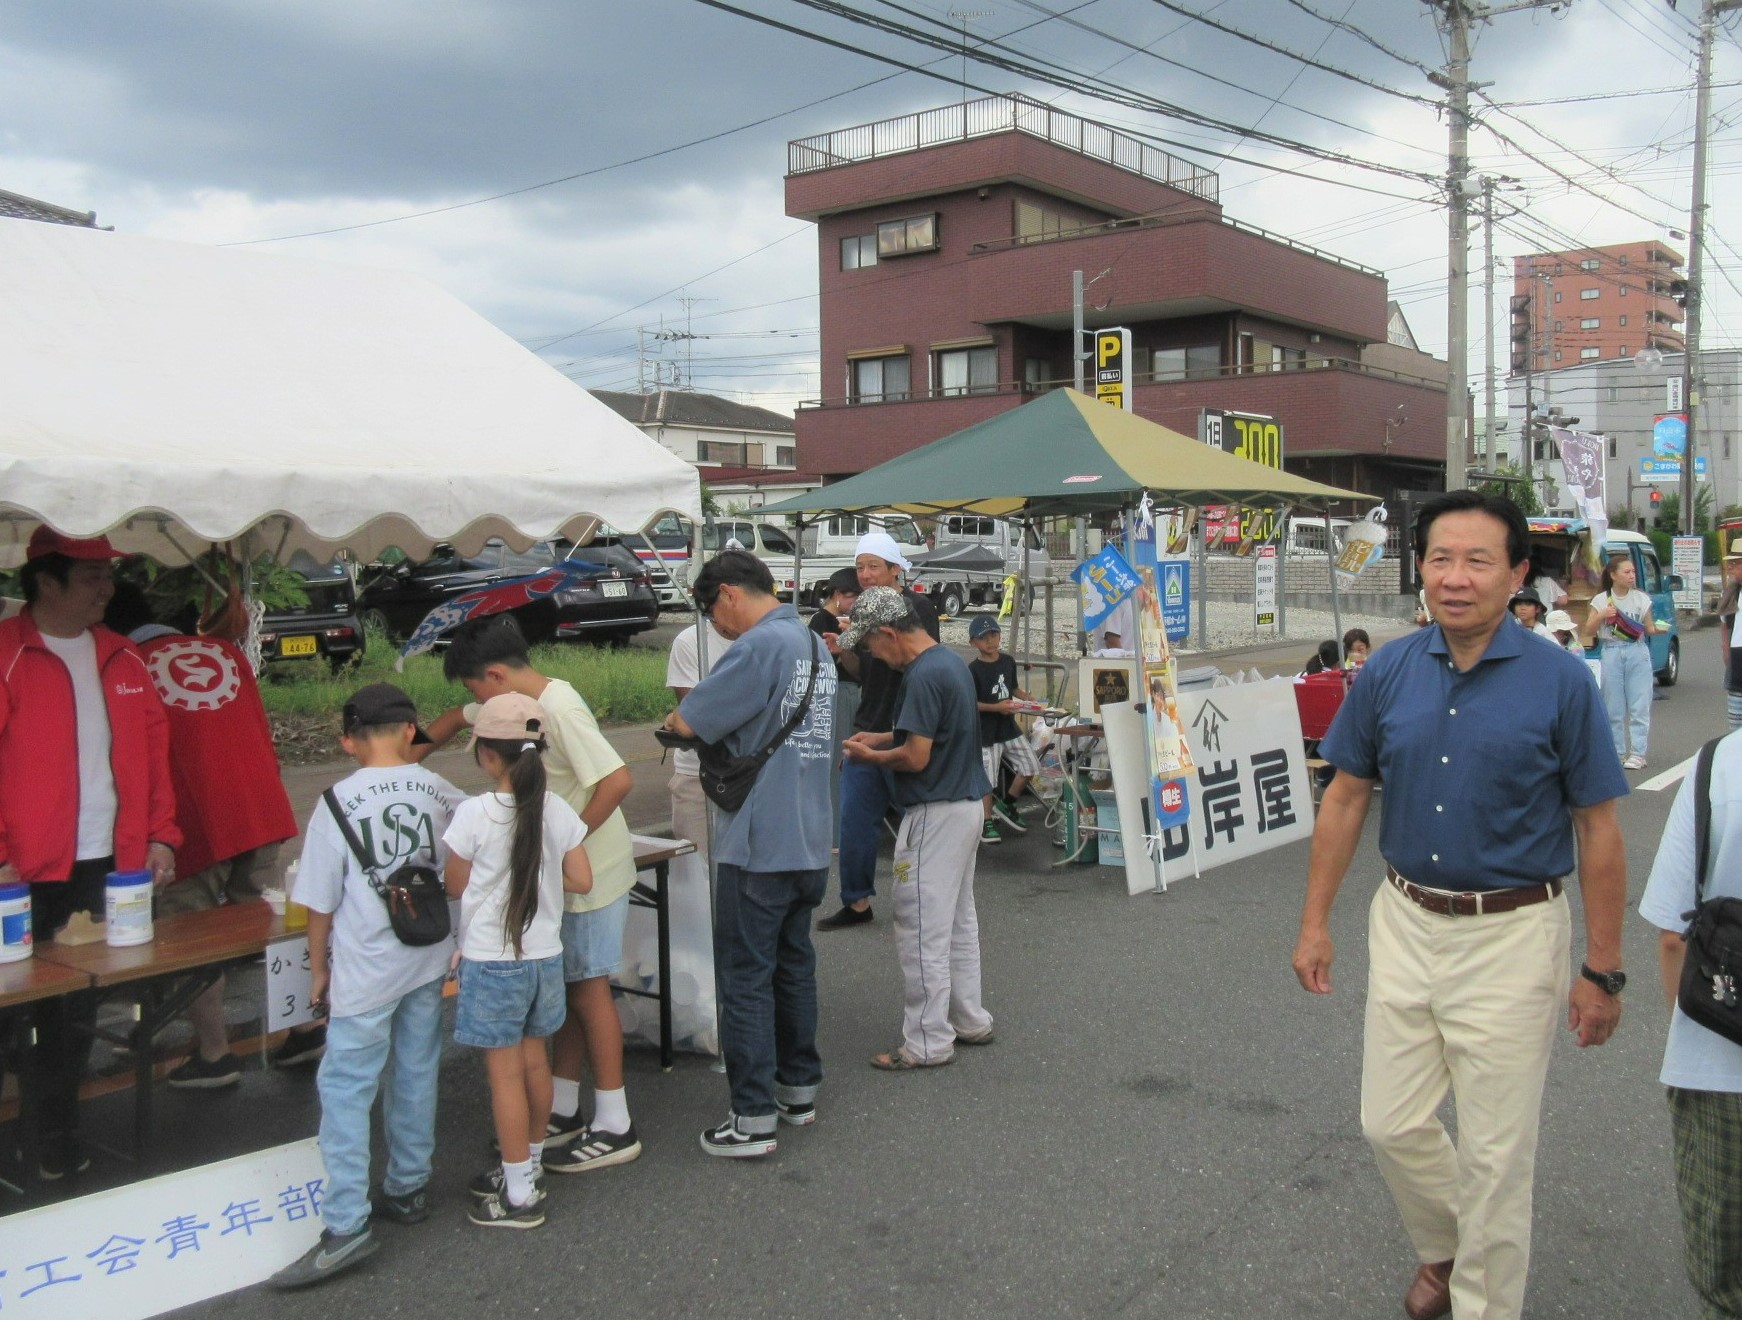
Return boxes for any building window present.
[697,440,749,465]
[1279,346,1308,370]
[1580,288,1600,300]
[840,235,877,270]
[1554,320,1564,332]
[776,446,795,466]
[1619,315,1628,327]
[934,345,998,396]
[1555,350,1563,361]
[876,213,938,258]
[1609,437,1617,459]
[1152,344,1221,381]
[1580,347,1600,360]
[1580,317,1600,329]
[1554,291,1563,303]
[1620,345,1630,357]
[1023,357,1055,392]
[1015,200,1075,244]
[1727,435,1733,460]
[1620,285,1628,297]
[851,354,910,403]
[1580,258,1599,271]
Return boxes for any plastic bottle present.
[284,859,308,931]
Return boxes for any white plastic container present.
[105,869,154,947]
[0,881,31,962]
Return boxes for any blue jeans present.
[1601,641,1653,758]
[839,757,896,907]
[714,863,828,1129]
[316,977,446,1236]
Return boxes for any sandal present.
[954,1030,994,1047]
[870,1048,952,1071]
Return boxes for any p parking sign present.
[1094,328,1133,412]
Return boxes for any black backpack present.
[1681,737,1742,1047]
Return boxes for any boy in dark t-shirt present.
[966,616,1038,845]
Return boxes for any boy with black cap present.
[271,683,464,1289]
[966,614,1038,845]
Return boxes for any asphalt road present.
[43,625,1729,1319]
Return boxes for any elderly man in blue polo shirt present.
[1291,490,1628,1320]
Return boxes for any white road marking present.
[1637,755,1697,793]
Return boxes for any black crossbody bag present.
[322,788,452,947]
[695,644,818,813]
[1680,736,1742,1047]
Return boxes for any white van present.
[800,513,928,561]
[933,515,1051,578]
[1282,517,1352,560]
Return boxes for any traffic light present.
[1651,489,1663,506]
[1509,293,1532,376]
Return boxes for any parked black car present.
[357,538,659,646]
[258,556,365,670]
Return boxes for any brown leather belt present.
[1386,866,1562,917]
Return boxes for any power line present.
[1279,0,1438,75]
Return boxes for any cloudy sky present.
[0,0,1733,415]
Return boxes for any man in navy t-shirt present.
[840,587,994,1070]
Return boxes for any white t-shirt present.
[444,791,587,962]
[40,630,119,861]
[665,621,736,776]
[296,763,466,1018]
[1532,574,1566,607]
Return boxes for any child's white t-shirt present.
[295,763,466,1018]
[444,791,587,962]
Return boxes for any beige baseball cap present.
[471,692,547,744]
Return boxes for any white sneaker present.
[1624,754,1647,770]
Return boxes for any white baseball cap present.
[855,530,911,572]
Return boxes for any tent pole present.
[1074,515,1087,656]
[1276,506,1289,640]
[1194,514,1208,650]
[1326,507,1345,666]
[792,514,806,610]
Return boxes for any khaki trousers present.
[1361,879,1570,1320]
[669,771,710,866]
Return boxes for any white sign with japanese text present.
[1153,680,1313,886]
[1254,545,1278,631]
[265,935,318,1032]
[1672,536,1704,613]
[1,1138,325,1318]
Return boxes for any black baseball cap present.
[343,682,433,744]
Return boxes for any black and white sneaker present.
[545,1125,642,1174]
[699,1113,778,1158]
[269,1025,327,1068]
[774,1099,816,1127]
[371,1186,430,1225]
[37,1134,91,1181]
[269,1227,378,1288]
[467,1190,545,1230]
[167,1051,244,1090]
[468,1165,546,1206]
[490,1109,585,1155]
[991,797,1028,834]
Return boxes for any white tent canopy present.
[0,222,700,568]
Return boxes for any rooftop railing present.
[788,95,1219,204]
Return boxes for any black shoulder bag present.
[1679,736,1742,1047]
[322,788,452,947]
[695,642,819,813]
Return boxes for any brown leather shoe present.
[1403,1259,1453,1320]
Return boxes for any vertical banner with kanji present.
[1552,428,1608,555]
[1071,545,1140,633]
[0,1139,326,1317]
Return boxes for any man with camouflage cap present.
[840,587,994,1070]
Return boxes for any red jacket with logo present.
[0,612,181,882]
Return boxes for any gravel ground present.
[937,598,1412,660]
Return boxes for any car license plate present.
[602,581,628,599]
[281,635,318,657]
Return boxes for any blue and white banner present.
[1072,546,1141,633]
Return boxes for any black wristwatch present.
[1581,964,1627,995]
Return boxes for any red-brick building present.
[1511,240,1685,370]
[784,96,1447,501]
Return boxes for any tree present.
[1473,461,1541,517]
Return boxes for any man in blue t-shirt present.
[666,552,835,1158]
[840,587,994,1070]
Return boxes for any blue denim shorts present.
[454,956,566,1048]
[561,893,629,983]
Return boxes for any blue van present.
[1527,519,1684,685]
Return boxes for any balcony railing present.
[788,95,1218,204]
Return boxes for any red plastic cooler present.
[1293,671,1351,741]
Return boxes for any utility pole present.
[1482,176,1497,470]
[1429,0,1574,491]
[1680,0,1742,533]
[1072,270,1085,393]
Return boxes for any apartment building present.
[783,95,1447,501]
[591,388,797,470]
[1511,240,1685,370]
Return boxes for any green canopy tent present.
[757,388,1372,521]
[757,389,1377,667]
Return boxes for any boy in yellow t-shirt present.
[425,615,642,1174]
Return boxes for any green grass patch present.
[258,632,675,728]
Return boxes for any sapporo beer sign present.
[1095,327,1133,412]
[1200,409,1285,542]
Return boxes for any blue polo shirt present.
[1321,622,1626,891]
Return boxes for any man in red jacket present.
[0,528,179,1180]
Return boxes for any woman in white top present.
[443,693,591,1229]
[1580,555,1667,770]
